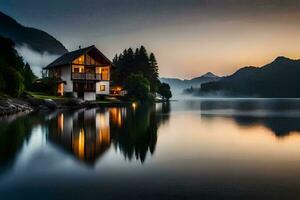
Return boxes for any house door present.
[57,83,64,96]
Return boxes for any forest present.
[112,45,172,101]
[0,36,36,97]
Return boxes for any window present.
[100,85,106,91]
[73,55,85,64]
[86,54,96,65]
[95,67,101,74]
[72,65,84,73]
[101,67,109,80]
[85,67,94,73]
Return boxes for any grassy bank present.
[29,92,69,100]
[28,92,133,107]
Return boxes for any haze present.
[1,0,300,79]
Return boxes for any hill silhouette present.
[0,11,67,54]
[160,72,220,94]
[201,56,300,97]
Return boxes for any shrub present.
[124,73,150,102]
[158,83,172,100]
[31,77,57,95]
[4,68,25,97]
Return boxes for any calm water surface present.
[1,99,300,199]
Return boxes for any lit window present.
[100,85,106,91]
[101,67,109,80]
[72,65,84,73]
[96,67,101,74]
[73,55,85,64]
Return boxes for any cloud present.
[15,44,60,77]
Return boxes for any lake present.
[1,99,300,199]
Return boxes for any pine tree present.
[112,54,119,64]
[23,62,37,90]
[149,53,160,92]
[112,45,163,93]
[136,46,149,76]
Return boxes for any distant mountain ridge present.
[160,72,221,92]
[0,11,68,54]
[201,56,300,97]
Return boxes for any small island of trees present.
[112,46,172,102]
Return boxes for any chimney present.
[79,45,81,49]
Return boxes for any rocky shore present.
[0,95,87,116]
[0,95,132,117]
[0,98,33,116]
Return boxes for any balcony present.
[72,73,102,81]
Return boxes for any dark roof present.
[44,45,113,69]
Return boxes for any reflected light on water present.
[109,108,123,127]
[96,112,110,148]
[3,99,300,199]
[57,113,64,133]
[73,128,85,160]
[132,102,137,111]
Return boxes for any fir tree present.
[149,53,160,92]
[112,45,171,96]
[22,62,37,90]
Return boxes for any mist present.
[16,44,60,77]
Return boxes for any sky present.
[1,0,300,79]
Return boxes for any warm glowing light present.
[132,102,137,110]
[100,85,106,91]
[96,113,111,147]
[98,124,110,146]
[57,83,64,96]
[78,128,85,159]
[109,108,123,127]
[116,87,122,91]
[101,67,110,80]
[58,113,64,133]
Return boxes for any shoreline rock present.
[0,96,133,117]
[0,99,33,116]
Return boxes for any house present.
[43,45,112,101]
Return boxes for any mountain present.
[189,72,220,85]
[160,72,220,93]
[201,56,300,97]
[0,11,68,54]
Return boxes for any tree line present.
[112,46,172,101]
[0,36,36,97]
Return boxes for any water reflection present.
[2,100,300,199]
[49,110,111,164]
[47,103,170,164]
[0,113,47,177]
[196,99,300,137]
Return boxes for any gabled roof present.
[44,45,113,69]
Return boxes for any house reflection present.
[49,109,111,165]
[109,108,127,127]
[48,104,170,165]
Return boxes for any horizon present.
[1,0,300,79]
[3,1,300,199]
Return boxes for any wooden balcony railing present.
[72,73,102,81]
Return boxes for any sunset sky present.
[1,0,300,79]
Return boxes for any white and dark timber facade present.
[44,45,112,101]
